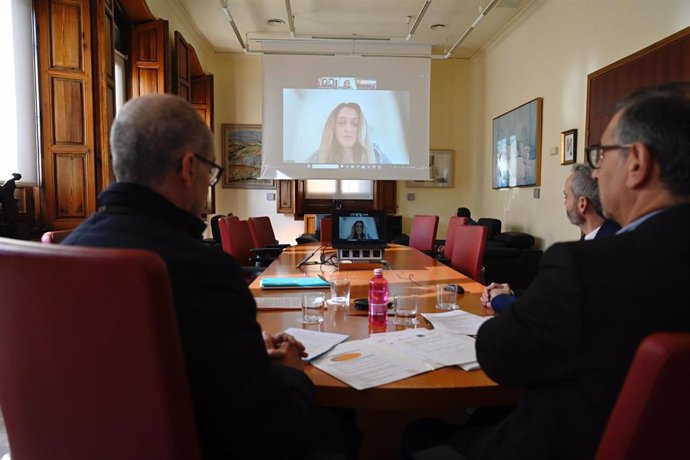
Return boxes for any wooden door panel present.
[174,31,190,101]
[50,1,83,70]
[191,74,213,130]
[131,19,168,97]
[586,27,689,145]
[55,154,87,217]
[51,78,85,144]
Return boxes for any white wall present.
[470,0,689,249]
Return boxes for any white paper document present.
[422,310,492,335]
[310,338,434,390]
[255,297,302,309]
[283,327,349,361]
[369,328,477,367]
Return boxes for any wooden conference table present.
[249,244,520,410]
[250,244,521,457]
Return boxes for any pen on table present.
[318,274,329,284]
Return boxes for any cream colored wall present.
[469,0,690,249]
[146,1,304,243]
[147,0,689,246]
[397,60,476,240]
[211,53,303,244]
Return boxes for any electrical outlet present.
[407,193,415,201]
[550,147,559,156]
[266,192,276,201]
[533,188,540,199]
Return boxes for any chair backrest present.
[0,238,201,460]
[218,216,252,265]
[477,218,502,241]
[209,213,233,243]
[409,215,439,253]
[595,332,690,460]
[442,216,469,260]
[450,225,488,282]
[40,229,72,244]
[247,216,278,248]
[320,216,332,246]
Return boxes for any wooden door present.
[36,0,96,229]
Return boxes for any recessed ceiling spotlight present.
[430,23,447,31]
[266,18,286,27]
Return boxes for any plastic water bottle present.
[368,268,388,328]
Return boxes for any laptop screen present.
[331,210,387,248]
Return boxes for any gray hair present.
[615,82,690,197]
[110,94,214,185]
[570,163,603,216]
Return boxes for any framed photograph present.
[222,124,275,189]
[406,150,454,188]
[560,129,577,165]
[492,98,543,189]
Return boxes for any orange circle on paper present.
[331,352,361,362]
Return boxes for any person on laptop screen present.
[347,220,373,241]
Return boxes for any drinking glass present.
[393,294,419,326]
[328,278,351,309]
[436,284,458,310]
[299,293,325,324]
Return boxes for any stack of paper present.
[283,328,349,361]
[310,329,478,390]
[421,310,492,370]
[421,310,491,336]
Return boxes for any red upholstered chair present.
[450,224,488,283]
[440,216,469,261]
[595,332,690,460]
[218,216,266,282]
[247,216,290,250]
[409,215,439,254]
[0,237,200,460]
[40,229,72,244]
[320,216,332,246]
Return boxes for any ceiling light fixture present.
[284,0,296,37]
[266,18,285,27]
[406,0,433,41]
[438,0,499,59]
[217,0,246,50]
[430,23,447,31]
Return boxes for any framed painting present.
[406,150,454,188]
[560,128,577,165]
[492,98,543,189]
[222,124,275,189]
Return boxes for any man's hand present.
[263,332,308,370]
[480,282,512,308]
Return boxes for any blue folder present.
[259,277,330,289]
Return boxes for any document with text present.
[422,310,492,335]
[283,327,349,361]
[310,338,434,390]
[369,328,477,367]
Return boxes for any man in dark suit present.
[482,163,621,311]
[405,84,690,459]
[565,163,620,240]
[63,94,315,459]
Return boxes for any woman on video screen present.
[347,220,372,241]
[308,102,390,164]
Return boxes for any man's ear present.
[177,151,196,187]
[578,196,588,214]
[625,142,655,189]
